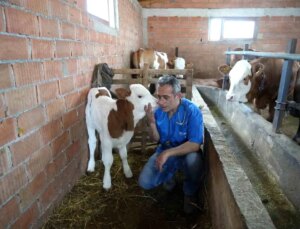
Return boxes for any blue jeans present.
[138,151,203,196]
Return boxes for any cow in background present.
[131,48,168,71]
[217,47,257,90]
[86,85,157,189]
[226,58,300,144]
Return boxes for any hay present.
[42,147,211,229]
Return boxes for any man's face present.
[156,84,180,112]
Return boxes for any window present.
[87,0,119,34]
[209,18,256,41]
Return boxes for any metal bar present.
[272,39,297,132]
[222,47,231,90]
[225,47,231,65]
[243,44,249,60]
[225,50,300,61]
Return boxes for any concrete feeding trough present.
[194,85,300,228]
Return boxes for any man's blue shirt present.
[154,98,204,153]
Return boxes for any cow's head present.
[226,60,252,102]
[116,84,157,121]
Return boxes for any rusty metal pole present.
[222,47,231,90]
[272,39,297,133]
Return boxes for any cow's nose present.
[226,94,233,101]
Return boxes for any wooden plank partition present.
[111,64,194,152]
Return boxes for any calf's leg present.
[102,143,113,190]
[118,146,133,178]
[87,127,97,172]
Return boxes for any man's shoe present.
[184,194,199,214]
[163,177,176,192]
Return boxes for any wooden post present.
[186,69,193,99]
[141,64,150,153]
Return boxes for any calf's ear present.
[252,63,265,78]
[218,64,232,76]
[115,88,130,99]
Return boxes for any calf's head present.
[226,60,252,102]
[116,84,157,121]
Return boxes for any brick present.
[10,130,42,166]
[65,59,78,76]
[0,147,10,176]
[71,42,84,56]
[61,22,75,40]
[44,60,62,80]
[24,0,49,15]
[0,64,14,90]
[56,41,71,58]
[45,151,66,180]
[11,203,39,229]
[0,7,4,32]
[17,106,45,135]
[40,119,62,145]
[8,0,24,6]
[39,17,59,38]
[37,81,59,103]
[0,197,20,227]
[39,178,62,211]
[13,62,43,86]
[75,26,88,41]
[5,7,39,36]
[19,172,46,211]
[70,120,85,142]
[74,73,88,89]
[51,131,71,158]
[0,165,27,205]
[31,39,55,60]
[5,86,38,115]
[64,91,80,110]
[77,103,86,120]
[62,109,78,130]
[66,140,80,160]
[58,77,74,95]
[0,118,17,146]
[26,145,52,179]
[69,6,81,25]
[0,34,27,60]
[0,93,6,119]
[46,98,65,121]
[49,0,68,21]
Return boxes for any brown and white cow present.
[131,48,168,70]
[86,85,157,189]
[226,58,300,144]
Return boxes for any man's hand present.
[144,103,155,124]
[156,151,169,172]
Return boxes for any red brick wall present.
[0,0,143,228]
[147,15,300,78]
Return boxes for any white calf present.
[85,84,157,190]
[174,57,186,79]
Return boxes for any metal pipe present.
[225,50,300,61]
[272,39,297,132]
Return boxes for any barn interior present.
[0,0,300,228]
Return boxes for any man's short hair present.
[157,75,181,94]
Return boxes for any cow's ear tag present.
[115,88,130,99]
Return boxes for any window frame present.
[86,0,119,36]
[208,17,258,42]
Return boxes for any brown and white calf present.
[86,84,157,189]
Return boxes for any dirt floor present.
[42,147,212,229]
